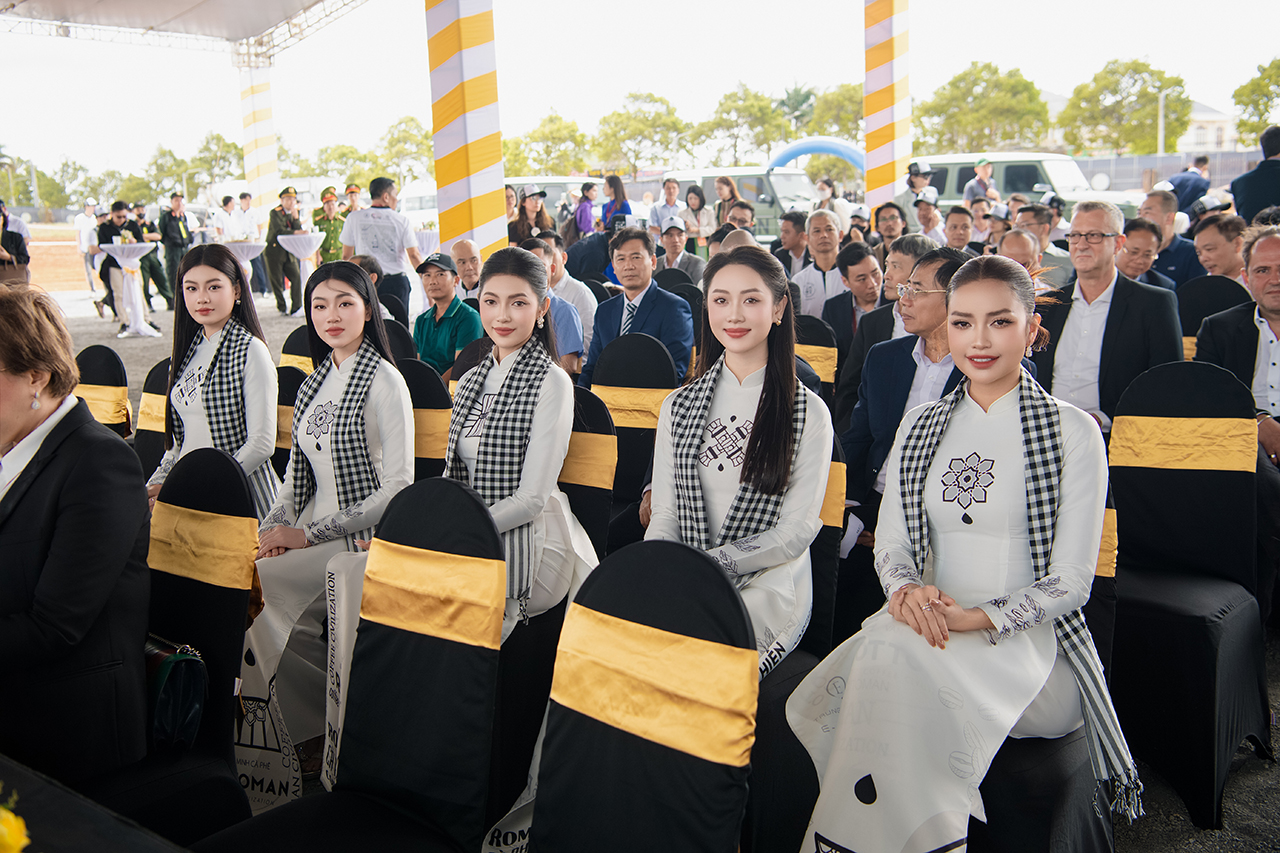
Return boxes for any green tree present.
[191,132,245,185]
[316,144,377,184]
[145,147,192,197]
[777,85,817,136]
[1057,59,1192,155]
[912,63,1047,154]
[693,84,789,167]
[118,174,156,204]
[1233,59,1280,148]
[276,135,317,178]
[805,154,862,187]
[0,144,16,203]
[379,117,434,185]
[808,83,864,142]
[54,158,88,203]
[525,113,587,174]
[36,169,70,210]
[503,136,532,176]
[593,93,688,177]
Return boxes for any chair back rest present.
[272,366,307,480]
[385,320,418,362]
[590,333,678,503]
[339,478,505,852]
[1177,274,1251,335]
[452,336,494,390]
[1109,361,1257,589]
[379,291,408,328]
[532,541,757,851]
[655,267,693,290]
[463,296,480,313]
[148,448,257,762]
[134,357,171,479]
[794,315,839,387]
[397,358,452,480]
[279,326,312,373]
[670,282,704,359]
[557,386,617,558]
[75,344,132,437]
[798,438,847,659]
[583,278,611,303]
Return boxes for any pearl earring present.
[31,394,41,411]
[537,316,545,329]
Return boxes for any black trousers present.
[264,246,301,313]
[1257,445,1280,626]
[833,490,886,645]
[140,251,170,307]
[250,254,268,294]
[379,273,411,318]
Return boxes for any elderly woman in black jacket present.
[0,284,150,784]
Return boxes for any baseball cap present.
[907,160,934,177]
[849,203,872,221]
[661,215,686,234]
[986,203,1011,221]
[1152,180,1175,192]
[320,186,338,202]
[1040,191,1065,211]
[416,252,457,275]
[520,184,547,202]
[976,157,991,167]
[345,184,361,194]
[1190,195,1231,218]
[913,186,940,207]
[85,197,99,206]
[279,186,297,198]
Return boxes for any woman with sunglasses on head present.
[248,260,414,768]
[508,185,556,247]
[646,244,834,679]
[147,243,279,517]
[789,255,1140,852]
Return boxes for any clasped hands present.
[257,526,309,559]
[889,583,995,649]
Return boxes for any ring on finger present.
[920,603,933,612]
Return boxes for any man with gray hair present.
[450,238,483,300]
[997,228,1048,290]
[793,208,845,317]
[1032,200,1182,432]
[1137,189,1206,287]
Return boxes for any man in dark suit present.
[1117,217,1177,290]
[579,227,694,387]
[1231,126,1280,226]
[1168,157,1211,213]
[1196,225,1280,623]
[772,210,811,280]
[1138,190,1207,288]
[821,241,887,361]
[1032,201,1183,431]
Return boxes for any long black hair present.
[697,244,798,496]
[165,243,267,449]
[303,261,394,369]
[478,247,558,362]
[686,184,707,212]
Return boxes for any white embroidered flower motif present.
[940,452,995,509]
[306,401,339,449]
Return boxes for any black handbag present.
[144,632,208,751]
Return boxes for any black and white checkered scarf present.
[667,354,807,586]
[897,368,1142,819]
[288,339,384,549]
[445,335,553,606]
[171,316,279,518]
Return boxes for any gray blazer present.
[656,250,706,283]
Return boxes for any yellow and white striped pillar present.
[864,0,911,207]
[240,67,281,212]
[426,0,507,260]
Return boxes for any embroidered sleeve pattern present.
[876,551,923,598]
[306,505,363,543]
[259,504,291,534]
[147,449,178,487]
[980,591,1049,645]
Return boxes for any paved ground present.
[51,289,1280,853]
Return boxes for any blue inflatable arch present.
[768,136,865,173]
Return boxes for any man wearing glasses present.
[1032,201,1182,434]
[1116,219,1175,290]
[871,203,907,268]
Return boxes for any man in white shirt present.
[647,178,684,238]
[793,209,845,317]
[537,230,598,352]
[340,176,424,319]
[970,198,992,244]
[912,187,946,245]
[450,237,483,300]
[74,198,99,292]
[231,192,268,294]
[212,196,236,241]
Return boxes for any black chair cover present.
[1109,361,1273,828]
[669,282,704,362]
[530,541,756,852]
[1177,274,1251,336]
[196,478,506,853]
[798,437,845,659]
[81,448,255,845]
[558,386,616,558]
[75,344,132,437]
[794,314,839,404]
[655,267,693,290]
[379,291,409,328]
[272,366,307,480]
[464,296,480,313]
[453,336,494,381]
[279,326,312,373]
[385,319,419,362]
[582,278,611,303]
[397,358,452,480]
[134,357,171,479]
[590,333,677,506]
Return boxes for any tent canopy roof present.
[4,0,318,42]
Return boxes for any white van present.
[398,179,439,230]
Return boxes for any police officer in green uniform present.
[312,186,346,264]
[340,183,362,216]
[132,202,171,309]
[264,186,304,315]
[157,192,190,311]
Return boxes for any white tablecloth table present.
[415,231,441,257]
[277,233,327,290]
[224,241,267,283]
[99,243,162,338]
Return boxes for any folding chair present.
[1177,274,1251,360]
[397,358,452,480]
[531,540,757,852]
[794,315,839,405]
[379,291,408,328]
[194,479,507,853]
[655,267,693,290]
[385,319,418,362]
[134,357,171,479]
[582,278,610,304]
[81,448,257,845]
[451,336,494,390]
[278,326,312,374]
[1109,361,1273,828]
[557,386,617,559]
[272,366,306,480]
[75,344,132,437]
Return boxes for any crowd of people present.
[3,124,1280,851]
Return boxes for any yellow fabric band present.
[137,392,167,433]
[449,380,458,396]
[414,408,451,459]
[79,384,132,428]
[279,353,313,374]
[550,602,758,767]
[592,385,672,429]
[1095,508,1117,578]
[360,539,505,650]
[276,406,294,450]
[796,344,838,384]
[149,502,259,590]
[1109,416,1256,472]
[1182,336,1197,361]
[558,432,618,490]
[820,461,847,528]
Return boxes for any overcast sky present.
[1,0,1274,180]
